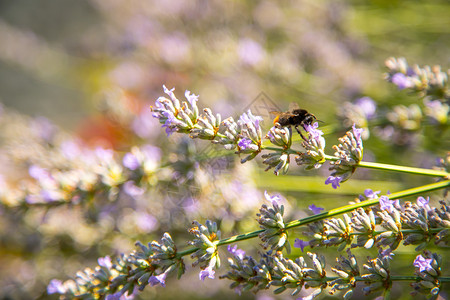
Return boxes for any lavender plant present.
[44,58,450,299]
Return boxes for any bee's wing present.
[289,102,300,111]
[270,111,283,116]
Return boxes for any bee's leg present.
[294,125,306,140]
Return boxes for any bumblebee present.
[271,103,318,139]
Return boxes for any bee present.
[271,103,318,139]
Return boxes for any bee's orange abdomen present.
[273,115,280,125]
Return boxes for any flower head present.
[149,272,168,287]
[391,72,414,89]
[264,190,282,206]
[237,137,253,150]
[308,204,324,214]
[325,175,342,189]
[199,266,215,281]
[47,279,66,295]
[379,196,399,213]
[413,254,433,272]
[364,189,381,199]
[227,245,245,260]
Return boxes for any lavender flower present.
[391,72,414,89]
[149,272,167,287]
[308,204,324,214]
[47,279,66,295]
[295,122,326,170]
[364,189,380,199]
[413,254,433,272]
[327,125,364,187]
[325,176,342,189]
[227,245,245,260]
[152,85,200,136]
[237,137,255,151]
[294,238,309,252]
[378,196,399,213]
[199,266,215,281]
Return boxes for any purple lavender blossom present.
[47,279,66,294]
[163,85,178,104]
[184,90,199,108]
[364,189,381,199]
[199,266,215,281]
[355,97,376,119]
[417,196,431,211]
[149,272,167,287]
[238,110,263,128]
[308,204,324,214]
[293,238,309,252]
[304,122,323,140]
[391,72,413,90]
[413,254,433,272]
[227,245,245,260]
[123,153,140,170]
[325,176,342,189]
[162,111,178,136]
[352,124,363,144]
[238,137,253,150]
[264,190,282,206]
[379,196,399,213]
[380,248,395,260]
[98,256,112,269]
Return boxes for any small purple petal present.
[98,256,112,269]
[308,204,324,214]
[416,196,429,207]
[304,122,323,140]
[184,90,199,108]
[264,190,282,206]
[47,279,66,295]
[413,255,433,272]
[391,73,413,90]
[293,238,309,252]
[227,245,246,260]
[352,124,364,143]
[149,272,167,287]
[325,176,342,189]
[238,137,253,150]
[380,248,395,260]
[364,189,381,199]
[199,266,215,281]
[379,196,398,213]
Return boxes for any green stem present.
[324,155,449,177]
[176,180,449,258]
[286,180,449,229]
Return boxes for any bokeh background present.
[0,0,449,299]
